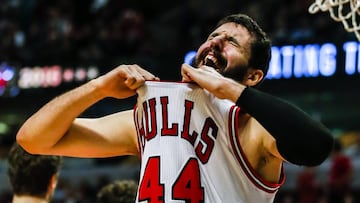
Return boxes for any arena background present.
[0,0,360,202]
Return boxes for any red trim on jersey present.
[228,105,285,193]
[133,105,143,163]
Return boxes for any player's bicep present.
[50,110,139,157]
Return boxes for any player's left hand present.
[181,63,245,102]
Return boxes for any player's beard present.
[219,66,248,83]
[192,54,249,83]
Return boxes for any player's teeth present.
[206,56,215,63]
[205,56,211,63]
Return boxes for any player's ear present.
[47,175,58,195]
[244,69,264,87]
[43,174,58,200]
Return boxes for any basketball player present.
[16,14,334,202]
[7,143,63,203]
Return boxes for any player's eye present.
[227,37,239,47]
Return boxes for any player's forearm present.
[236,87,334,166]
[16,79,106,153]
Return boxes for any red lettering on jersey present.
[160,97,178,136]
[144,98,157,140]
[196,117,218,164]
[181,100,198,145]
[138,156,165,203]
[139,97,218,163]
[138,116,146,149]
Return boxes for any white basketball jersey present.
[134,81,284,203]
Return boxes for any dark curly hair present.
[97,180,138,203]
[7,143,63,198]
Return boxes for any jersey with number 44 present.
[134,81,285,203]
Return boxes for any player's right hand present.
[93,64,159,99]
[181,63,245,102]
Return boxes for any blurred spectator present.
[96,180,138,203]
[289,15,314,43]
[326,139,353,203]
[296,166,322,203]
[344,132,360,159]
[270,6,290,45]
[7,143,63,203]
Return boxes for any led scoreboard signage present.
[2,41,360,97]
[184,41,360,79]
[0,64,99,97]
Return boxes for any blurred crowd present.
[277,137,360,203]
[0,0,355,79]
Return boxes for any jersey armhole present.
[227,105,285,193]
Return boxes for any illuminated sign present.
[184,41,360,79]
[17,65,98,89]
[267,43,337,79]
[0,64,99,97]
[0,63,16,96]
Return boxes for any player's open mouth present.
[203,55,227,71]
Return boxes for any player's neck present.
[12,195,49,203]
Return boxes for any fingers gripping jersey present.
[134,81,284,203]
